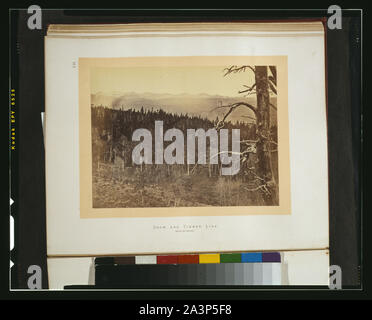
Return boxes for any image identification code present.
[139,304,232,317]
[183,304,232,315]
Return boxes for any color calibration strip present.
[95,252,281,266]
[94,263,282,287]
[93,252,282,287]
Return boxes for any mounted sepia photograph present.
[79,56,291,217]
[45,22,329,261]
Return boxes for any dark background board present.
[9,9,361,289]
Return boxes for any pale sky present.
[90,66,256,97]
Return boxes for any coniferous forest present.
[91,105,278,208]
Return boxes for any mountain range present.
[91,92,277,124]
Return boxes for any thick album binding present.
[45,21,328,257]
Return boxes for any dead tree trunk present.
[255,66,278,205]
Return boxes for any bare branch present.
[244,184,271,195]
[238,83,256,94]
[241,115,256,122]
[210,102,257,129]
[212,102,257,115]
[242,91,257,97]
[268,82,277,95]
[269,75,277,87]
[240,139,258,144]
[244,168,266,182]
[210,150,245,160]
[257,132,278,145]
[269,66,277,82]
[215,120,225,130]
[223,65,256,77]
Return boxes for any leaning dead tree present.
[214,65,279,205]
